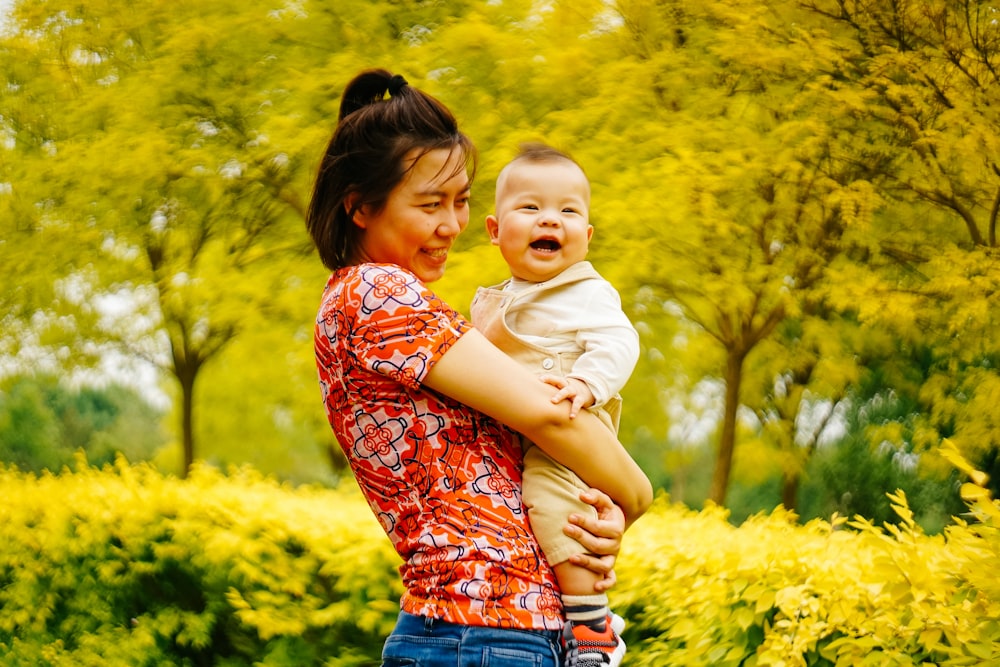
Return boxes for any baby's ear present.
[586,224,594,242]
[485,214,501,245]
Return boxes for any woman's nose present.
[438,207,465,236]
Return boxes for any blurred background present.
[2,0,998,532]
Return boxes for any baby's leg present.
[555,560,612,632]
[520,445,615,632]
[555,561,610,630]
[556,561,626,667]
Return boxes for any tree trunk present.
[708,346,745,506]
[171,340,200,480]
[179,370,196,478]
[781,470,799,512]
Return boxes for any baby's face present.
[487,160,593,283]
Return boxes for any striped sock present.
[563,594,609,632]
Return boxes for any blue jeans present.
[381,611,563,666]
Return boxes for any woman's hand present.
[563,488,624,592]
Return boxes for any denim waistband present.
[400,611,562,642]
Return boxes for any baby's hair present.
[508,142,585,174]
[495,142,590,205]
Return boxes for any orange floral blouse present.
[314,263,562,630]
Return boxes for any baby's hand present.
[539,375,595,418]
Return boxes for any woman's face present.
[354,147,471,283]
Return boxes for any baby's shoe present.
[563,614,626,667]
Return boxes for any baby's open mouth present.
[530,238,561,252]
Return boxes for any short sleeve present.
[343,264,471,390]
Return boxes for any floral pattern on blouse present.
[314,264,562,630]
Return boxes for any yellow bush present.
[0,456,401,666]
[614,445,1000,666]
[1,448,997,665]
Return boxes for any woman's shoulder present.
[332,263,455,316]
[333,263,423,291]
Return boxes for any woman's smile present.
[354,147,471,283]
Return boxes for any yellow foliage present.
[0,458,400,664]
[614,455,1000,666]
[0,452,998,664]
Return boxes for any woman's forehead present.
[402,147,470,190]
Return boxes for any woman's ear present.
[344,193,366,228]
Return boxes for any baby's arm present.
[565,279,640,408]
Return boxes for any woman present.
[306,68,652,666]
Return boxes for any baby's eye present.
[519,204,539,211]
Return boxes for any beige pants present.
[521,407,615,566]
[522,444,593,566]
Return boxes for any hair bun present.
[387,74,408,97]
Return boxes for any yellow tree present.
[742,315,869,511]
[0,0,414,475]
[337,0,999,509]
[800,0,1000,485]
[562,0,884,506]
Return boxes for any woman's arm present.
[424,328,653,525]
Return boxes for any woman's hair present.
[306,69,477,270]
